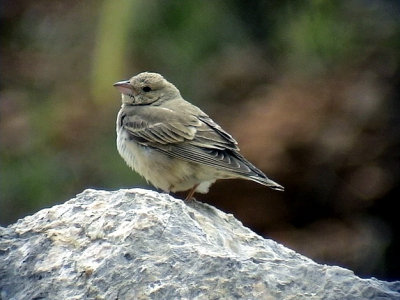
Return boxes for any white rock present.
[0,189,399,299]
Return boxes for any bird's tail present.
[231,151,284,191]
[248,175,284,191]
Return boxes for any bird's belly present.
[117,129,215,193]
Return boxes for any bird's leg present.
[185,184,199,201]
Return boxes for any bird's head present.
[113,72,180,106]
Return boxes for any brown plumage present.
[114,72,283,200]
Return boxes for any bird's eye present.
[142,86,151,92]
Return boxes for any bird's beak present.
[113,80,134,95]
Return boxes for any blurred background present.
[1,0,399,280]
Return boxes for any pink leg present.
[185,184,199,201]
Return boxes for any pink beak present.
[113,80,135,95]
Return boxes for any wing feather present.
[121,105,265,178]
[121,106,199,145]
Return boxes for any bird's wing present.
[121,106,238,150]
[121,106,265,178]
[167,143,261,177]
[189,115,238,150]
[120,106,200,144]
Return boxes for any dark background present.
[1,0,399,280]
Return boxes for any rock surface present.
[0,189,399,300]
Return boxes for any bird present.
[113,72,283,200]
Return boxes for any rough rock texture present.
[1,189,399,300]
